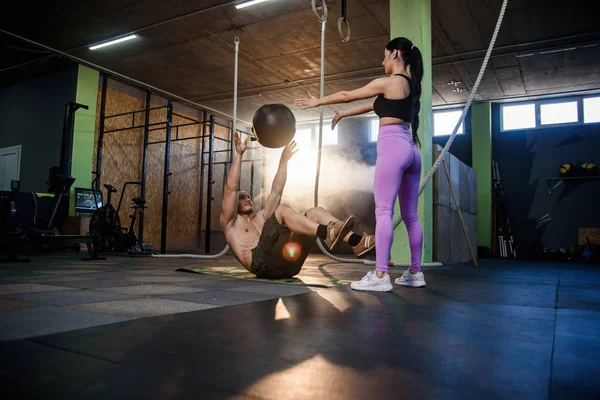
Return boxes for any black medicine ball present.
[251,103,296,148]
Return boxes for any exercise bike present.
[88,174,151,254]
[124,197,152,255]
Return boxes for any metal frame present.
[160,100,173,254]
[95,74,259,254]
[140,89,151,242]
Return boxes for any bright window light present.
[370,118,379,142]
[583,96,600,123]
[89,35,138,50]
[502,104,536,131]
[322,123,338,145]
[236,0,270,9]
[293,128,313,151]
[433,110,464,136]
[540,101,578,125]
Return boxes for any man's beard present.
[240,208,253,215]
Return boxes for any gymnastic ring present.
[311,0,328,22]
[337,17,351,42]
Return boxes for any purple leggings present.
[374,124,423,272]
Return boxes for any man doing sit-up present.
[219,132,375,279]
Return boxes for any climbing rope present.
[153,37,243,259]
[155,0,509,265]
[313,0,327,209]
[313,0,509,267]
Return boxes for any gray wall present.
[0,65,78,192]
[432,144,477,264]
[492,103,600,252]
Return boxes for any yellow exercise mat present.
[176,265,351,288]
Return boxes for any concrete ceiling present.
[1,0,599,124]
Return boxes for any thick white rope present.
[154,0,508,264]
[314,0,509,268]
[314,18,326,208]
[153,37,242,259]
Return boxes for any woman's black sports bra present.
[373,74,413,121]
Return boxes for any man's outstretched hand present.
[234,132,248,155]
[281,140,298,162]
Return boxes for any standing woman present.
[295,37,427,291]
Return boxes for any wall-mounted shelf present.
[547,176,600,194]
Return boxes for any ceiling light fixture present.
[539,47,576,55]
[89,35,139,50]
[235,0,270,9]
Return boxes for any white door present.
[0,145,21,191]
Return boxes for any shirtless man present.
[219,132,375,279]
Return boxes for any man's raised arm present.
[220,132,247,228]
[260,141,298,218]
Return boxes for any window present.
[501,104,536,131]
[540,101,578,125]
[584,96,600,123]
[293,128,313,150]
[370,118,379,142]
[433,110,464,136]
[294,123,338,147]
[322,122,338,145]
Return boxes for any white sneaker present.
[394,268,426,287]
[351,270,393,292]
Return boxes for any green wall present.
[389,0,433,264]
[471,102,492,248]
[70,65,99,215]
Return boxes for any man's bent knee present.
[305,206,326,216]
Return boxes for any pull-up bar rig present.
[94,75,259,254]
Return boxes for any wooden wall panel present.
[92,79,239,252]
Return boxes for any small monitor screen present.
[74,188,103,214]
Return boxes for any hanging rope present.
[313,0,327,208]
[153,37,243,259]
[155,0,509,265]
[313,0,509,268]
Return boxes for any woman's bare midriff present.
[379,117,410,127]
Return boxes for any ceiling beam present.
[191,33,600,102]
[431,9,481,100]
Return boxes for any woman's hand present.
[294,93,319,110]
[331,110,345,130]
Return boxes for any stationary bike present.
[124,197,151,255]
[88,179,122,252]
[88,174,150,254]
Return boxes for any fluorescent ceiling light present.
[539,47,576,55]
[89,35,138,50]
[236,0,270,9]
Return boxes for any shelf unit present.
[547,176,600,194]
